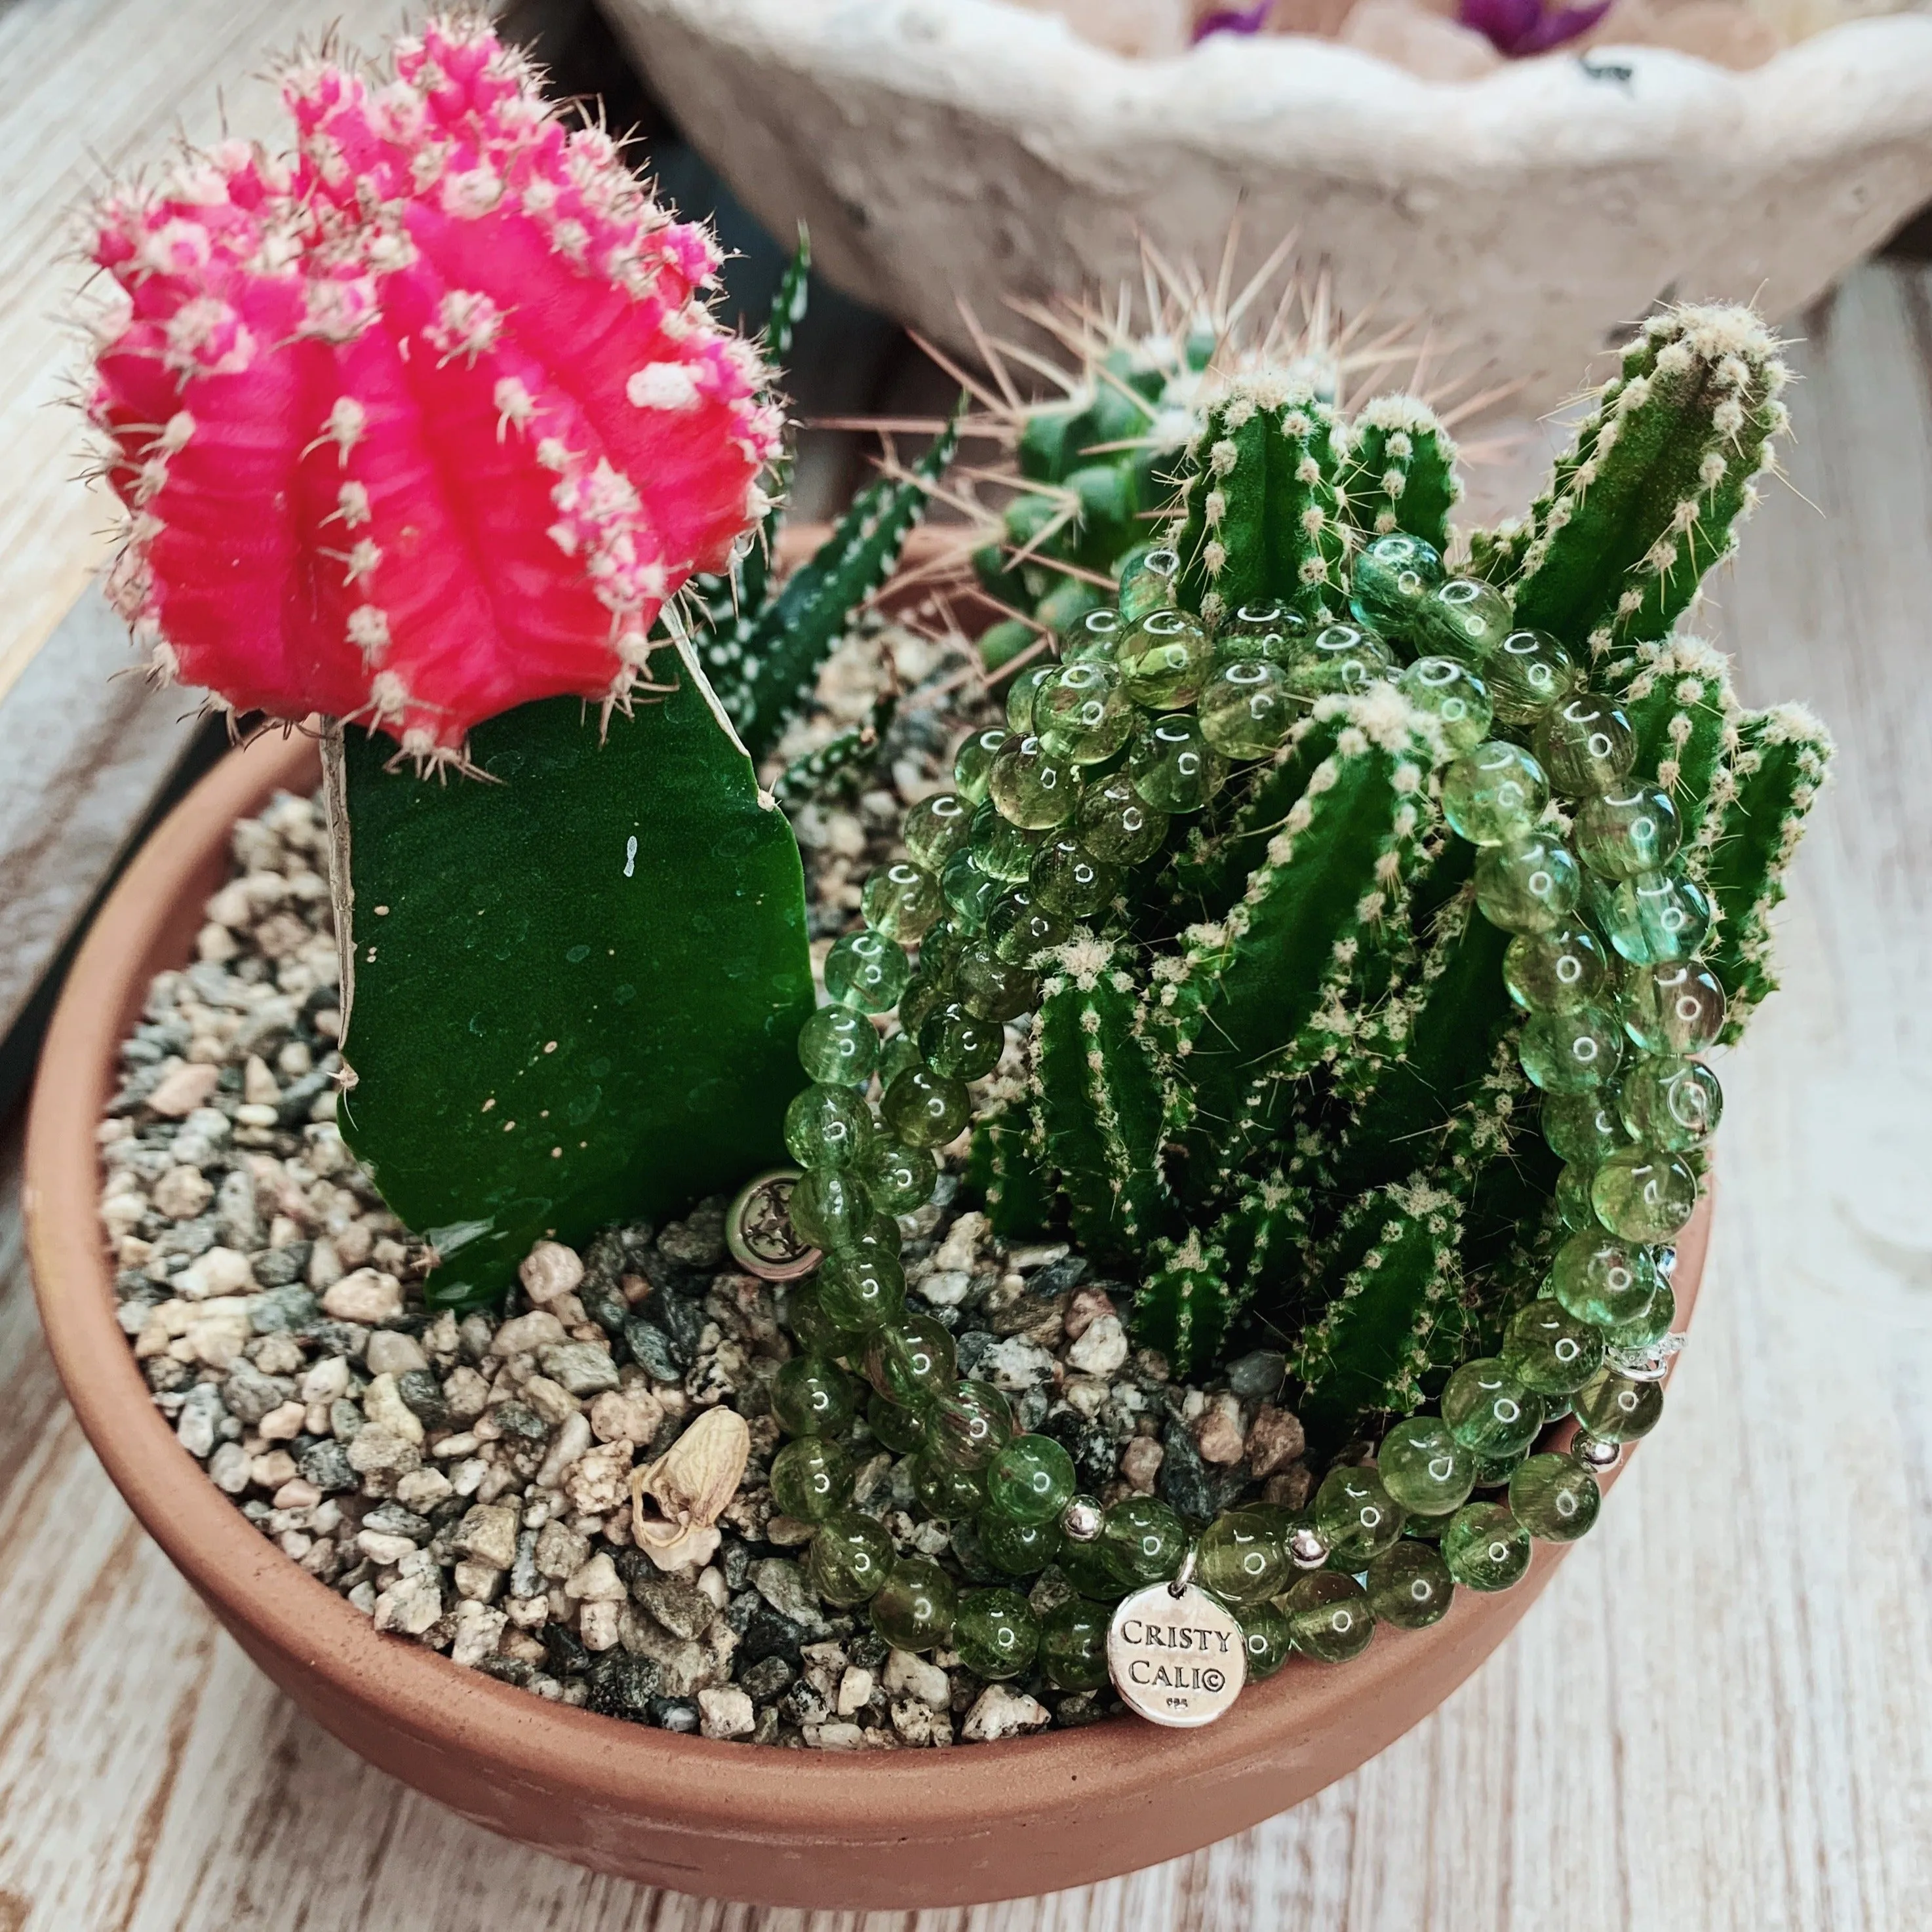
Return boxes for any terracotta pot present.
[25,729,1709,1910]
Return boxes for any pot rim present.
[24,724,1709,1849]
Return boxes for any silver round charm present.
[1575,1434,1623,1471]
[1107,1576,1246,1728]
[724,1168,821,1281]
[1288,1525,1331,1570]
[1059,1497,1105,1543]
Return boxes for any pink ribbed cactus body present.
[87,18,779,757]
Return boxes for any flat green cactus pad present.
[332,677,815,1309]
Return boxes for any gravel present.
[101,627,1314,1749]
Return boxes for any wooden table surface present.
[5,3,1932,1927]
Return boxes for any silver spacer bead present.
[1575,1434,1623,1470]
[1609,1331,1685,1383]
[1288,1525,1331,1570]
[1059,1498,1104,1543]
[1654,1244,1678,1280]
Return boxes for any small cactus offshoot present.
[804,302,1826,1455]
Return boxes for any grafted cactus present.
[82,18,951,1307]
[806,302,1826,1450]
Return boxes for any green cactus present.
[1705,703,1833,1038]
[834,302,1829,1406]
[1339,395,1461,550]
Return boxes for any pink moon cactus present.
[85,16,781,760]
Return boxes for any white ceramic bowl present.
[606,0,1932,412]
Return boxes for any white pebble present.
[580,1600,623,1652]
[961,1684,1052,1743]
[698,1686,755,1740]
[519,1240,585,1305]
[321,1269,402,1324]
[208,1442,252,1493]
[563,1552,626,1602]
[364,1330,427,1376]
[1067,1312,1129,1377]
[363,1373,425,1445]
[883,1648,951,1708]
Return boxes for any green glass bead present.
[1118,608,1212,709]
[1602,870,1713,966]
[818,1246,907,1335]
[989,735,1081,831]
[903,791,974,873]
[1398,656,1492,753]
[1442,1357,1546,1457]
[771,1436,853,1523]
[1195,1508,1291,1607]
[981,1510,1061,1576]
[1505,924,1611,1015]
[1520,1002,1625,1094]
[852,1212,903,1261]
[1501,1298,1605,1396]
[867,1388,926,1453]
[1101,1495,1189,1586]
[955,943,1038,1024]
[1005,662,1056,736]
[1029,833,1120,918]
[806,1510,896,1607]
[926,1379,1015,1472]
[1440,1502,1531,1590]
[1555,1159,1606,1232]
[939,850,1001,931]
[1199,658,1297,759]
[783,1082,876,1172]
[1314,1465,1407,1566]
[954,1588,1040,1680]
[917,913,968,985]
[862,1314,956,1409]
[913,1455,987,1520]
[1282,622,1395,702]
[1484,628,1578,726]
[969,800,1045,885]
[1118,545,1181,622]
[789,1166,872,1253]
[1540,1088,1632,1167]
[880,1065,971,1149]
[1604,1280,1676,1350]
[1063,606,1126,663]
[984,1433,1077,1526]
[1474,831,1583,936]
[1534,694,1636,798]
[861,861,943,945]
[897,976,952,1044]
[1549,1230,1657,1328]
[771,1353,858,1438]
[1442,741,1548,846]
[952,726,1010,806]
[1219,599,1311,665]
[870,1556,958,1651]
[1424,576,1513,663]
[989,888,1070,967]
[917,1002,1002,1082]
[1508,1452,1601,1542]
[823,930,911,1014]
[1040,1596,1111,1689]
[798,1007,880,1091]
[1058,1523,1130,1602]
[1574,784,1682,882]
[859,1136,936,1215]
[1591,1149,1700,1242]
[1365,1539,1456,1630]
[1349,531,1444,637]
[1376,1415,1476,1517]
[1074,773,1170,865]
[1620,1056,1722,1152]
[1128,713,1227,814]
[1280,1571,1375,1663]
[1036,660,1135,766]
[1620,960,1726,1055]
[1238,1604,1295,1680]
[785,1286,843,1356]
[1573,1366,1665,1443]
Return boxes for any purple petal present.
[1512,0,1614,50]
[1460,0,1612,52]
[1194,1,1276,39]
